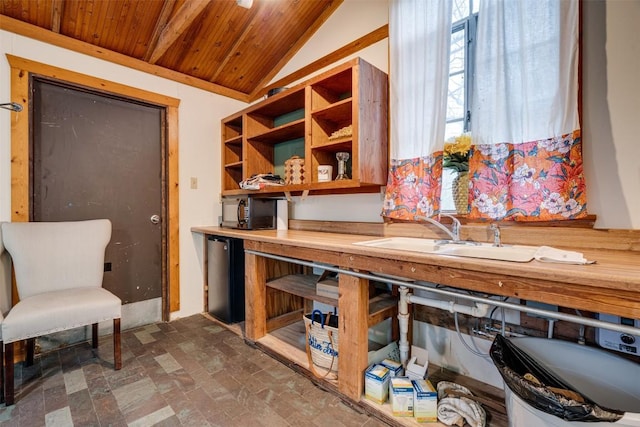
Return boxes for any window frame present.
[446,10,478,136]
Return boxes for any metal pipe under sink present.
[245,249,640,337]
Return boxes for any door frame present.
[7,54,181,319]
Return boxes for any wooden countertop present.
[192,226,640,319]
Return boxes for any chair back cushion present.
[1,219,111,299]
[0,221,12,318]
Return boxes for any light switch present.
[190,177,198,189]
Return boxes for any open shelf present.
[267,274,336,306]
[224,160,243,169]
[359,367,508,427]
[247,118,305,144]
[257,321,508,427]
[310,99,353,152]
[220,57,388,195]
[221,112,244,191]
[250,88,306,118]
[219,180,384,197]
[224,140,242,164]
[224,135,243,146]
[310,67,353,110]
[223,115,242,138]
[311,97,352,119]
[311,137,353,151]
[266,274,397,328]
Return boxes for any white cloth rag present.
[437,381,486,427]
[534,246,595,265]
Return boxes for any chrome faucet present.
[415,213,461,242]
[490,223,501,247]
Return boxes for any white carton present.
[390,377,414,417]
[364,364,390,404]
[380,358,404,377]
[406,345,429,380]
[412,379,437,423]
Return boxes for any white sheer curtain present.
[382,0,452,220]
[390,0,452,158]
[473,0,580,145]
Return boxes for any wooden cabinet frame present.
[221,57,388,196]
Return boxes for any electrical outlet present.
[190,177,198,189]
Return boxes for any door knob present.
[150,214,161,224]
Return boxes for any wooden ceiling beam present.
[0,15,251,102]
[248,0,345,100]
[143,0,177,62]
[148,0,211,64]
[51,0,64,33]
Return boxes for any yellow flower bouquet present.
[443,132,471,172]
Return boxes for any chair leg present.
[26,338,35,366]
[92,323,99,349]
[0,340,4,404]
[113,318,122,370]
[4,342,14,406]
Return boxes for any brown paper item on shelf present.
[328,124,353,140]
[284,155,305,185]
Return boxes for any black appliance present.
[220,195,276,230]
[207,235,245,323]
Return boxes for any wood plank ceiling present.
[0,0,343,101]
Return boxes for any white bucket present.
[504,337,640,427]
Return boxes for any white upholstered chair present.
[0,222,11,404]
[0,309,3,404]
[0,219,122,405]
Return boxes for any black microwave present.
[220,196,276,230]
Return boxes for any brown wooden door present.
[31,78,165,305]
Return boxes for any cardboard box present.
[390,377,414,417]
[381,358,404,377]
[412,379,437,423]
[406,345,429,380]
[364,364,389,404]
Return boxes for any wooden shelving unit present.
[266,273,397,327]
[221,113,244,193]
[220,57,388,195]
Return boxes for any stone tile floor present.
[0,314,389,427]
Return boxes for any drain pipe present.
[398,286,491,366]
[398,287,411,365]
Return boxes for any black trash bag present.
[490,334,624,422]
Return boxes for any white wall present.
[0,31,247,320]
[582,0,640,229]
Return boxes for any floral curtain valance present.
[469,130,586,220]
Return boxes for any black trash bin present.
[490,334,640,426]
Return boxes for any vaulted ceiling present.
[0,0,344,101]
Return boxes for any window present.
[384,0,583,222]
[441,0,479,212]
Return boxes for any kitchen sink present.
[353,237,538,262]
[434,243,538,262]
[353,237,443,253]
